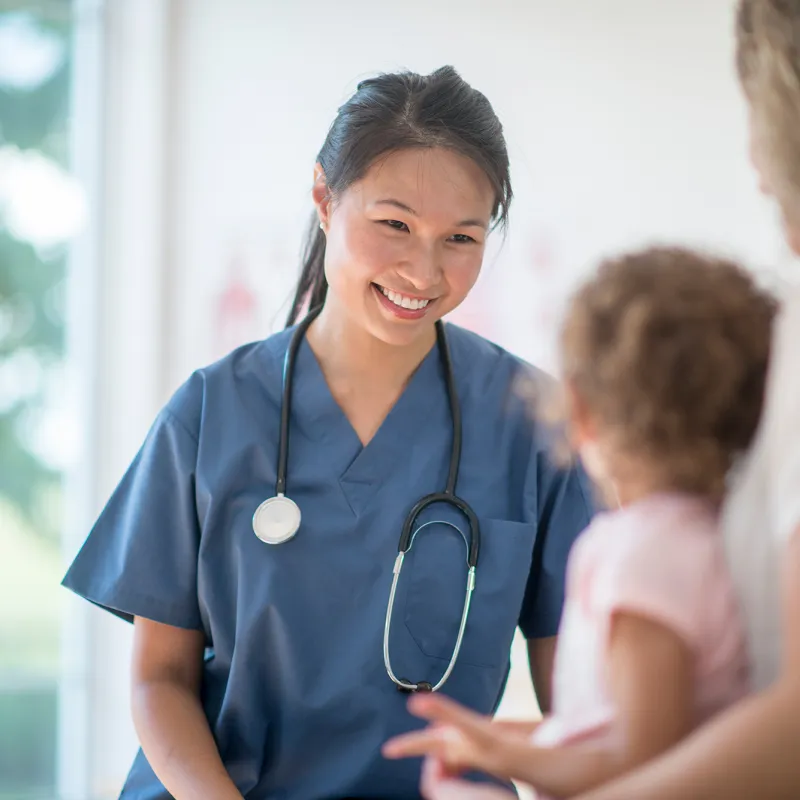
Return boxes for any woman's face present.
[314,146,496,347]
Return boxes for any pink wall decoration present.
[214,252,261,358]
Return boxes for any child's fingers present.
[491,718,542,739]
[422,769,518,800]
[421,777,467,800]
[420,754,521,800]
[421,778,464,800]
[420,758,471,800]
[408,694,524,772]
[407,693,493,739]
[420,755,459,792]
[382,725,468,762]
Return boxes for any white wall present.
[165,0,789,383]
[70,0,790,794]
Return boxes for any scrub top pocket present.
[403,517,535,669]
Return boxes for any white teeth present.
[379,286,430,311]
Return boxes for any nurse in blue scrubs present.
[62,65,594,799]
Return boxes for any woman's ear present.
[312,164,332,231]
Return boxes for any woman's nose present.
[396,243,441,291]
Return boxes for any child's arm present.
[384,611,693,798]
[572,528,800,800]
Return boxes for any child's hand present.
[492,718,543,739]
[420,756,519,800]
[382,693,525,779]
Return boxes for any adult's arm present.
[132,617,244,800]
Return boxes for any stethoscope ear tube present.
[276,306,322,496]
[383,550,476,694]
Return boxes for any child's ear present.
[565,380,596,448]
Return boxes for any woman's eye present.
[450,233,477,244]
[383,219,409,232]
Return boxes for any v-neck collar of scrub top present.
[286,329,447,515]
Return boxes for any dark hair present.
[286,65,513,326]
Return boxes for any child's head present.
[560,247,776,504]
[736,0,800,252]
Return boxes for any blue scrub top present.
[63,322,594,800]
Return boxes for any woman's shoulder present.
[162,330,293,436]
[444,323,563,454]
[444,322,557,396]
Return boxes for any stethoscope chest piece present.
[252,494,301,545]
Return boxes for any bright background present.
[0,1,795,798]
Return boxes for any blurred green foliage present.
[0,4,71,542]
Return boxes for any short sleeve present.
[767,291,800,545]
[592,529,704,650]
[518,446,596,639]
[61,406,203,629]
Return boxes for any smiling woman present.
[61,65,594,800]
[310,145,495,351]
[286,67,511,328]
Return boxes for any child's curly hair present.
[560,247,777,499]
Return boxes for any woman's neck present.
[305,299,437,393]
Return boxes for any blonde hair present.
[556,247,776,500]
[736,0,800,228]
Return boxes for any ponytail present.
[286,214,328,327]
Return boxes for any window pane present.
[0,4,74,798]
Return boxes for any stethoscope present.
[251,306,480,693]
